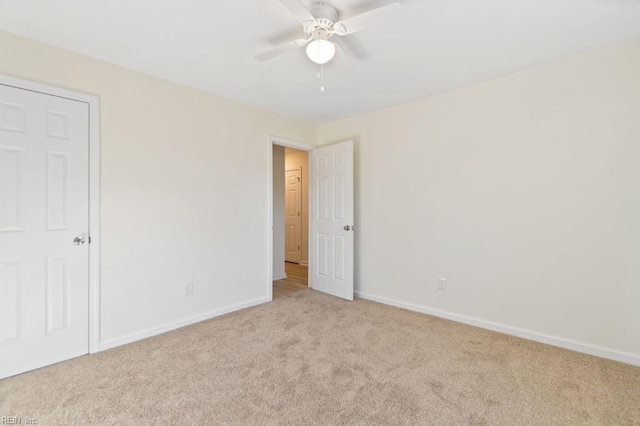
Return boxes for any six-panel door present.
[0,84,90,379]
[285,167,302,264]
[310,140,354,301]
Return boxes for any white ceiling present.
[1,0,639,124]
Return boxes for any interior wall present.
[0,31,317,347]
[284,148,309,265]
[319,41,640,360]
[272,145,286,279]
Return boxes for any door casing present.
[0,73,101,353]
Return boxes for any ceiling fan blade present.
[268,27,307,45]
[278,0,315,24]
[334,36,369,61]
[255,39,308,61]
[334,0,400,36]
[332,41,356,69]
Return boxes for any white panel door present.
[310,141,353,301]
[0,84,90,379]
[285,167,302,263]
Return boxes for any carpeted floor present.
[1,289,639,425]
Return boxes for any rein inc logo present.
[1,417,38,425]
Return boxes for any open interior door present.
[0,83,90,379]
[309,140,354,301]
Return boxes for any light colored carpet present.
[1,289,639,425]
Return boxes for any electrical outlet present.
[185,282,194,296]
[438,277,447,291]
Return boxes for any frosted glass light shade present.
[306,39,336,65]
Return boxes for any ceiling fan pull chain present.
[321,64,325,92]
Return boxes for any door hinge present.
[298,245,300,251]
[88,236,92,244]
[298,211,300,216]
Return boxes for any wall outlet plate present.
[185,282,194,296]
[438,277,447,291]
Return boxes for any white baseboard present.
[273,272,287,280]
[355,291,640,367]
[299,260,308,266]
[97,296,270,352]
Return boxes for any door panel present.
[310,141,354,301]
[0,84,90,379]
[0,260,21,344]
[0,147,23,232]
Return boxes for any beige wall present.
[0,31,317,347]
[285,148,309,265]
[319,41,640,359]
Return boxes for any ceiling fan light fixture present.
[306,39,336,64]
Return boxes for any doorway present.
[273,145,309,298]
[268,136,354,302]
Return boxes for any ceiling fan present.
[255,0,401,65]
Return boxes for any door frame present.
[284,166,302,264]
[267,136,314,301]
[0,73,101,354]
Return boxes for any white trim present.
[273,272,287,281]
[355,291,640,367]
[0,74,102,354]
[99,297,270,351]
[267,136,314,302]
[271,136,316,151]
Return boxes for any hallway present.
[273,263,308,299]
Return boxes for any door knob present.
[344,225,351,231]
[73,236,86,245]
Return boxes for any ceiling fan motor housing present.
[304,2,340,37]
[310,2,338,22]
